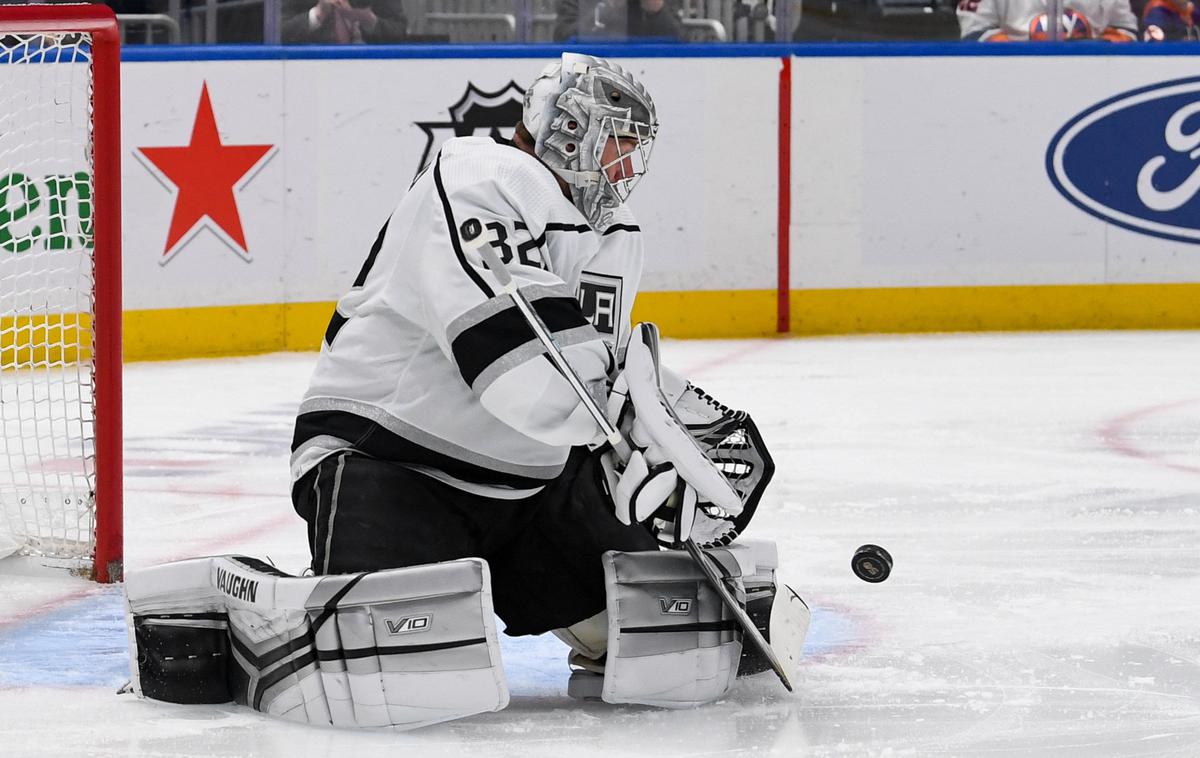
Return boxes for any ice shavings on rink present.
[1,334,1199,756]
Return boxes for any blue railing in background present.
[120,40,1200,61]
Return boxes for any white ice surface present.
[2,332,1199,756]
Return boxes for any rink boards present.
[103,47,1200,357]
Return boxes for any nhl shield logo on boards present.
[414,82,527,178]
[1046,76,1200,244]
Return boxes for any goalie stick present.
[473,242,794,694]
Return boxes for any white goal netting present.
[0,33,98,562]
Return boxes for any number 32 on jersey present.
[461,217,547,271]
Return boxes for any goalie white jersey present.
[291,137,643,497]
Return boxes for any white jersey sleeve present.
[958,0,1007,39]
[413,143,612,447]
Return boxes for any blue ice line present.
[0,589,853,688]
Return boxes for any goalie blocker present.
[123,555,508,730]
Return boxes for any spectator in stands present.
[792,0,959,41]
[957,0,1138,39]
[553,0,682,41]
[103,0,262,43]
[282,0,407,43]
[1140,0,1199,38]
[628,0,684,36]
[102,0,158,13]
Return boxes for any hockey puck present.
[851,544,893,583]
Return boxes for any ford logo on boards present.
[1047,77,1200,245]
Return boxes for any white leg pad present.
[726,538,811,680]
[124,556,509,730]
[600,549,745,708]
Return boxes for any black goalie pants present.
[291,447,657,636]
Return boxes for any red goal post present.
[0,5,122,582]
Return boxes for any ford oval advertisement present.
[1047,77,1200,245]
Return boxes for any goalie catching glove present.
[601,323,772,547]
[663,378,775,547]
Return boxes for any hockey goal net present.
[0,5,122,582]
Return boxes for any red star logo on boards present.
[138,82,274,263]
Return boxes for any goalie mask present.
[522,53,658,232]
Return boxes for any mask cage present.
[593,115,657,207]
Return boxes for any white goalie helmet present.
[522,53,658,231]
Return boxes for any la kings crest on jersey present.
[293,136,643,497]
[578,272,624,344]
